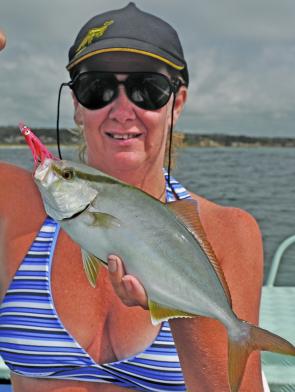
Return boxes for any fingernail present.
[123,278,132,292]
[108,257,117,273]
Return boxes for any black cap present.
[67,2,189,85]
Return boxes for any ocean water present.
[1,146,294,285]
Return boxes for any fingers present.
[0,30,6,51]
[107,254,149,310]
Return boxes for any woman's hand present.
[0,29,6,51]
[107,255,149,310]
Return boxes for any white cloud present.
[185,44,295,117]
[1,0,295,136]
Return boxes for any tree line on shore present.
[0,126,294,147]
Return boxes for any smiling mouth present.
[106,132,142,140]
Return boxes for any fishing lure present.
[19,122,58,169]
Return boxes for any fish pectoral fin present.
[148,300,195,325]
[81,248,106,288]
[168,199,232,307]
[87,211,121,228]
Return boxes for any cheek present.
[140,95,173,129]
[80,108,108,137]
[82,109,102,127]
[141,107,169,135]
[140,110,170,155]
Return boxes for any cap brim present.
[67,38,185,71]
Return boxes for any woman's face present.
[73,54,187,177]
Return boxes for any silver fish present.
[34,158,295,392]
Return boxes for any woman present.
[0,3,265,391]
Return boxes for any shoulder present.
[190,192,263,321]
[0,160,34,184]
[0,162,40,210]
[0,162,46,237]
[0,163,46,294]
[0,161,34,193]
[190,191,262,249]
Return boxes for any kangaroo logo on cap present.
[76,20,114,54]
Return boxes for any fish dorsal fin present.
[81,248,106,288]
[148,300,195,325]
[167,199,232,307]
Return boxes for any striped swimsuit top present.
[0,173,192,391]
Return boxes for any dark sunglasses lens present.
[73,73,117,110]
[127,74,172,110]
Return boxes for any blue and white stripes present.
[164,171,192,202]
[0,175,192,391]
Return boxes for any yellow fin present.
[228,321,295,392]
[87,211,121,228]
[148,300,195,325]
[81,248,106,288]
[168,199,232,307]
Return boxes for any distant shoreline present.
[1,126,295,148]
[182,133,295,148]
[0,144,76,148]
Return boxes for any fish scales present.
[21,136,294,392]
[63,176,231,320]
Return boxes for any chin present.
[111,152,144,171]
[90,152,145,175]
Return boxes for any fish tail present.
[228,320,295,392]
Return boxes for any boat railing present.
[260,234,295,391]
[265,234,295,287]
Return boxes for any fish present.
[21,123,295,392]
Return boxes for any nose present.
[108,85,136,123]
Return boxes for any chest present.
[4,227,159,364]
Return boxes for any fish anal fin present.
[148,300,195,326]
[81,248,106,287]
[168,199,232,307]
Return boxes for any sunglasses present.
[69,72,181,111]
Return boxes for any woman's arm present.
[107,199,264,391]
[0,163,46,297]
[169,200,264,391]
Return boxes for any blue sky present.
[1,0,295,136]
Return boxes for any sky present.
[1,0,295,137]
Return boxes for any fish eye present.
[62,168,74,180]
